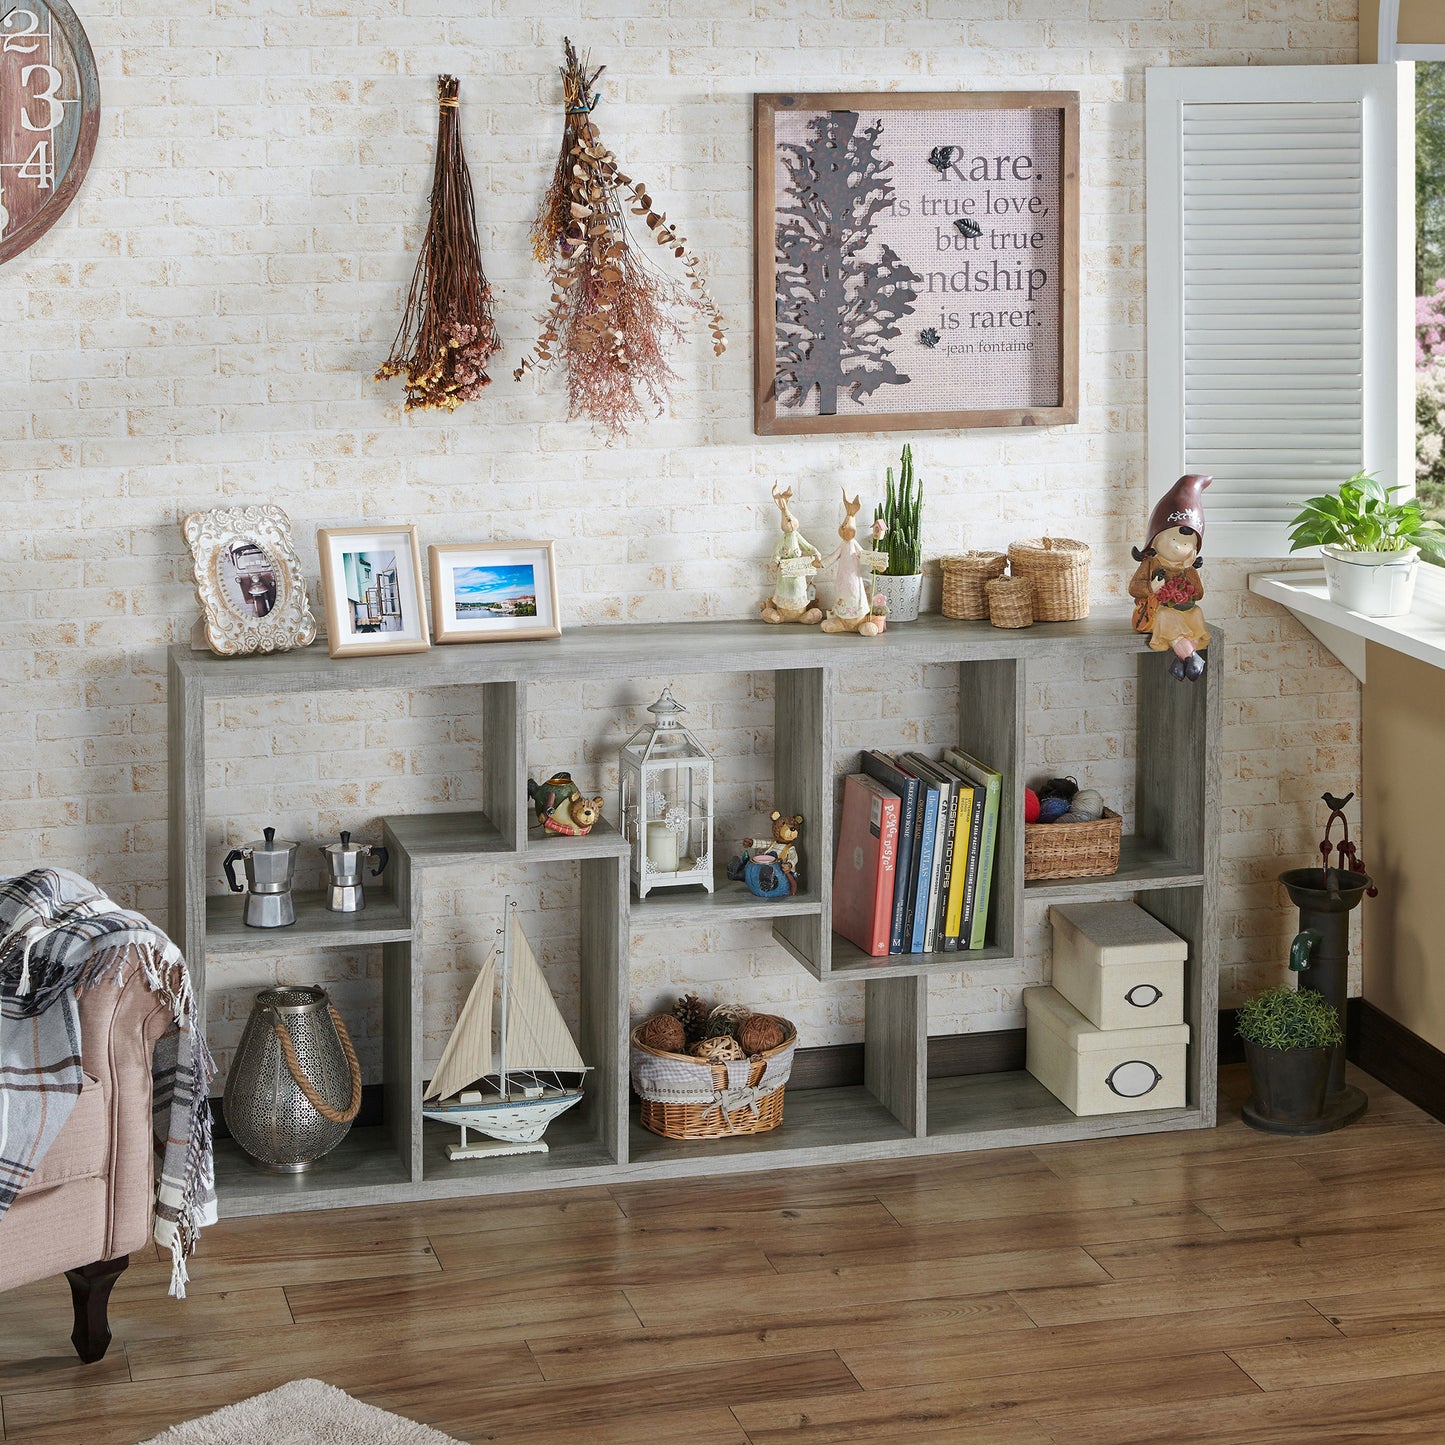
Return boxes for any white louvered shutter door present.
[1147,66,1412,559]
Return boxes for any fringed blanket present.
[0,868,217,1297]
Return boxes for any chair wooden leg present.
[65,1254,128,1364]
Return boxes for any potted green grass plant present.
[1237,983,1344,1132]
[872,443,924,623]
[1287,470,1445,618]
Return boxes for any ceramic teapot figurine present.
[760,482,823,625]
[528,771,604,837]
[1129,473,1211,682]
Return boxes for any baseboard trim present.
[1350,998,1445,1125]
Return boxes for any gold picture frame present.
[429,541,562,644]
[317,525,430,658]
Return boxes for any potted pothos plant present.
[872,443,924,623]
[1287,470,1445,618]
[1237,983,1344,1132]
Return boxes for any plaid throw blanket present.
[0,868,217,1297]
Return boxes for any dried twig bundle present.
[515,38,727,440]
[376,75,500,413]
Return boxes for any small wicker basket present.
[986,575,1033,629]
[630,1019,797,1140]
[1024,808,1123,881]
[1007,538,1090,622]
[941,552,1007,620]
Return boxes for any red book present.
[833,772,901,957]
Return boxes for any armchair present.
[0,964,170,1361]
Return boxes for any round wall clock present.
[0,0,99,266]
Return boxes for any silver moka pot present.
[223,826,299,928]
[321,831,389,913]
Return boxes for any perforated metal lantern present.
[620,686,714,899]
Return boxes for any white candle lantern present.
[620,686,715,899]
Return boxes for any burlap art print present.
[754,91,1079,436]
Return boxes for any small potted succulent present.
[1287,470,1445,618]
[872,443,924,623]
[1237,982,1344,1132]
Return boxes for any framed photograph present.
[428,542,562,644]
[754,90,1079,436]
[317,525,430,658]
[183,504,317,657]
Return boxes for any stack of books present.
[832,748,1002,958]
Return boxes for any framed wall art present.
[754,90,1079,437]
[183,505,317,657]
[428,541,562,644]
[317,525,430,658]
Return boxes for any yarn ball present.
[1057,809,1086,824]
[1024,787,1041,824]
[1038,776,1079,803]
[1069,788,1105,822]
[1037,795,1072,824]
[691,1035,745,1063]
[737,1013,789,1056]
[637,1013,686,1053]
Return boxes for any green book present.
[943,747,1002,951]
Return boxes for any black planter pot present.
[1242,1041,1335,1134]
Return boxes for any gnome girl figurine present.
[760,482,823,625]
[1130,473,1211,681]
[820,492,884,637]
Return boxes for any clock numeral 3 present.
[20,63,64,132]
[2,10,41,53]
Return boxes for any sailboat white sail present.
[421,897,587,1162]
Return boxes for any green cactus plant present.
[875,443,923,576]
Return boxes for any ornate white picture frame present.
[182,504,317,657]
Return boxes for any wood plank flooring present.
[4,1064,1445,1444]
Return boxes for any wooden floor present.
[5,1064,1445,1443]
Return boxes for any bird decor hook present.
[1318,792,1377,897]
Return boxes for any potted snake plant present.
[872,443,924,622]
[1287,470,1445,618]
[1237,982,1344,1132]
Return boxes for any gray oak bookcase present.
[167,614,1221,1217]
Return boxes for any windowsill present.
[1249,565,1445,684]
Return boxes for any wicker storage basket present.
[1007,538,1091,621]
[987,575,1033,629]
[1024,808,1123,881]
[630,1020,797,1140]
[941,552,1007,620]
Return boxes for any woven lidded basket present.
[1024,808,1122,881]
[941,552,1008,620]
[1007,538,1091,621]
[630,1019,797,1140]
[986,575,1033,629]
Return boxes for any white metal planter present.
[1321,545,1418,618]
[873,572,922,623]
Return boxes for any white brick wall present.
[1,0,1362,1084]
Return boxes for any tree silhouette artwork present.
[775,111,922,416]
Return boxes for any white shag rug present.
[140,1378,466,1445]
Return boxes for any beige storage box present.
[1024,985,1189,1116]
[1049,900,1188,1032]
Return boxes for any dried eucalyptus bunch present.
[375,75,500,413]
[515,38,727,440]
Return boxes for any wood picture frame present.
[182,504,317,657]
[428,541,562,644]
[317,525,430,658]
[754,90,1079,437]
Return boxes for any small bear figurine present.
[528,771,605,837]
[728,810,804,898]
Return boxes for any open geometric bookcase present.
[168,614,1220,1217]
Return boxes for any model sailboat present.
[422,897,587,1161]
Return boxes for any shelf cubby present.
[168,614,1221,1218]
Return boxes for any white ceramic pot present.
[873,572,923,623]
[1320,544,1419,618]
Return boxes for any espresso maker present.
[321,831,389,913]
[223,826,299,928]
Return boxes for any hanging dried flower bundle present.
[515,38,727,440]
[375,75,500,413]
